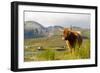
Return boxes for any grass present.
[24,35,90,62]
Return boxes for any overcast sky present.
[24,11,90,28]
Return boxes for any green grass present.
[24,35,90,62]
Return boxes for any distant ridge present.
[24,21,89,39]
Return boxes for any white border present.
[18,5,96,68]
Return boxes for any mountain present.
[47,26,63,36]
[24,21,64,39]
[24,21,45,30]
[24,21,89,39]
[24,21,48,39]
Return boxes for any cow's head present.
[59,28,71,40]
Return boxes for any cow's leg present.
[66,41,72,52]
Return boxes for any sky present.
[24,11,90,28]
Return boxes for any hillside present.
[24,21,90,39]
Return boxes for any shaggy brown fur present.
[62,28,82,52]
